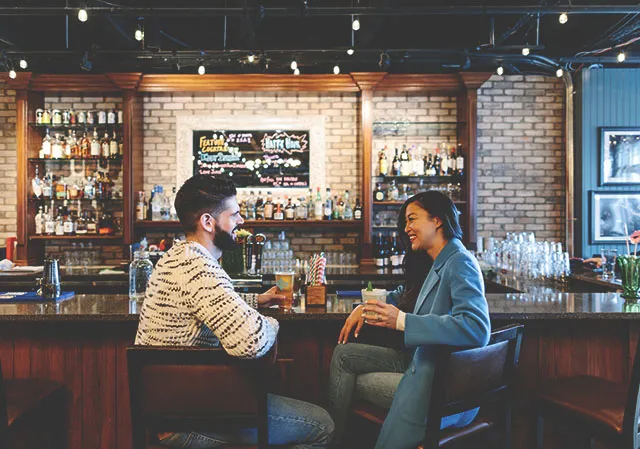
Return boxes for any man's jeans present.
[329,343,478,442]
[159,394,334,449]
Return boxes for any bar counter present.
[0,291,638,322]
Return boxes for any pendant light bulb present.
[290,59,297,71]
[617,51,626,63]
[559,12,568,24]
[333,65,340,75]
[496,66,504,76]
[347,48,354,56]
[522,47,530,56]
[293,68,300,76]
[78,8,88,22]
[198,64,206,75]
[248,53,255,63]
[556,68,564,78]
[352,16,360,31]
[8,70,16,79]
[19,58,27,69]
[134,29,144,42]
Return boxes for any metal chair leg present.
[536,413,544,449]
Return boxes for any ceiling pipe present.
[0,5,638,17]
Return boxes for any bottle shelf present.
[29,235,122,241]
[29,123,124,131]
[28,157,123,163]
[135,220,363,229]
[372,121,463,138]
[372,175,458,182]
[30,197,123,202]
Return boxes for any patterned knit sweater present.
[135,240,279,358]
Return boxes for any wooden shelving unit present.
[135,220,362,230]
[29,235,123,241]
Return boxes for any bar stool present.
[0,361,66,449]
[351,324,524,449]
[535,336,640,449]
[127,345,275,449]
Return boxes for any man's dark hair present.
[174,175,237,233]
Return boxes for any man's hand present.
[257,287,286,308]
[362,300,400,330]
[338,304,365,344]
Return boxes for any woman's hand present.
[338,305,365,344]
[362,300,400,330]
[256,287,286,308]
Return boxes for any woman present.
[329,190,491,449]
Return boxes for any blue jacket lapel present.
[412,238,466,314]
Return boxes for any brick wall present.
[476,74,566,242]
[0,82,17,243]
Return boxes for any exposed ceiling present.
[0,0,639,76]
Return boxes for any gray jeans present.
[160,394,334,448]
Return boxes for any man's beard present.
[213,224,238,251]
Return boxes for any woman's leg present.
[328,343,408,440]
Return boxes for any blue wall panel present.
[578,68,640,257]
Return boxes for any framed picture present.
[600,127,640,185]
[591,191,640,243]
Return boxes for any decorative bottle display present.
[129,250,154,300]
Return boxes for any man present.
[136,174,334,448]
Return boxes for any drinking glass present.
[275,271,295,311]
[601,248,618,280]
[617,255,640,300]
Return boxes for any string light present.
[496,66,504,76]
[617,51,626,63]
[352,15,360,31]
[248,53,255,63]
[559,12,568,24]
[8,70,16,79]
[290,59,297,70]
[19,58,27,69]
[522,47,530,56]
[78,8,88,22]
[347,48,354,56]
[556,68,564,77]
[293,68,300,75]
[333,64,340,75]
[198,63,205,75]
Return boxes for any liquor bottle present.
[98,110,107,125]
[45,205,55,236]
[169,187,178,220]
[314,187,323,220]
[379,146,389,176]
[414,145,425,176]
[42,174,52,199]
[449,146,457,175]
[31,166,42,198]
[343,190,353,220]
[456,143,465,177]
[103,172,114,200]
[390,232,402,268]
[374,183,385,202]
[151,185,164,221]
[135,192,146,221]
[67,180,80,200]
[255,191,264,220]
[296,197,308,220]
[87,210,97,234]
[107,109,116,125]
[273,201,284,221]
[374,233,386,268]
[110,131,119,158]
[247,191,257,220]
[101,133,110,159]
[400,145,411,176]
[392,148,401,176]
[239,196,248,219]
[161,189,171,221]
[354,198,362,220]
[51,133,64,159]
[76,211,88,235]
[263,192,274,220]
[80,132,90,158]
[387,180,399,201]
[55,207,64,236]
[63,130,72,158]
[284,197,295,220]
[34,206,44,235]
[40,129,52,159]
[55,176,67,200]
[323,188,333,220]
[90,130,101,158]
[77,110,86,125]
[440,145,448,176]
[99,211,114,235]
[332,195,341,220]
[63,205,75,236]
[433,149,441,176]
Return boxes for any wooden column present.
[351,73,386,264]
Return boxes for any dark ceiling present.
[0,0,639,76]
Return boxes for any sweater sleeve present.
[184,258,279,359]
[404,252,491,349]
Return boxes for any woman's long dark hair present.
[394,190,463,313]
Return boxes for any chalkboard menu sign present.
[193,130,310,188]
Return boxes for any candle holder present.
[617,255,640,301]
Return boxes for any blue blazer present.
[376,238,491,449]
